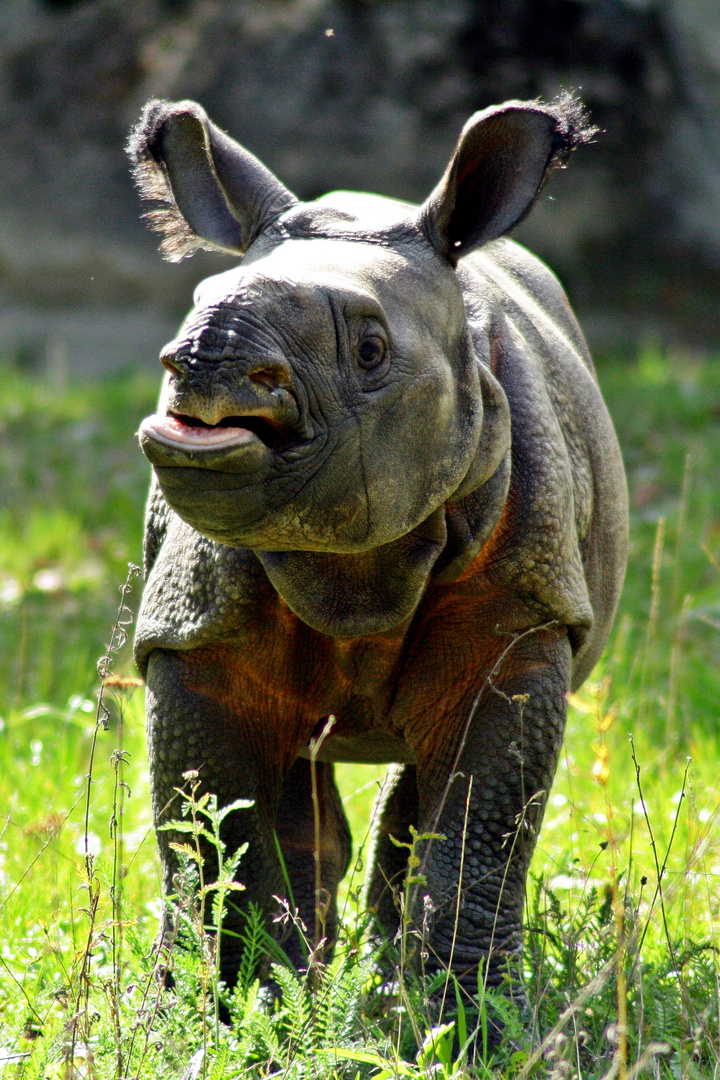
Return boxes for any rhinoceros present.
[129,95,627,1009]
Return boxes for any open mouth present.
[140,410,293,451]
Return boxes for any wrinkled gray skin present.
[128,95,627,1019]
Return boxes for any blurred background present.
[2,0,719,376]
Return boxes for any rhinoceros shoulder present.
[464,238,594,372]
[456,237,627,688]
[134,506,274,676]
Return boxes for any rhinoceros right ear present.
[128,99,298,261]
[419,94,594,265]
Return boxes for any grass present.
[0,348,719,1076]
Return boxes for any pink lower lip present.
[140,414,257,449]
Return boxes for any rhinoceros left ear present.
[420,94,594,264]
[128,99,298,261]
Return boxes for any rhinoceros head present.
[130,96,590,555]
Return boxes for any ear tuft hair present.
[128,99,298,262]
[127,99,207,262]
[543,91,598,172]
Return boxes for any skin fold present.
[128,94,628,1012]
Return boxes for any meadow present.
[1,348,719,1078]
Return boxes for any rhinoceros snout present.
[160,339,292,389]
[147,345,304,460]
[157,332,298,428]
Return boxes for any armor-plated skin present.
[129,96,627,1006]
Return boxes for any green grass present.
[1,350,719,1077]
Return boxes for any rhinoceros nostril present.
[159,344,182,376]
[161,357,181,377]
[248,369,277,391]
[246,362,291,391]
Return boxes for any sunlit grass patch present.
[0,349,719,1075]
[0,364,157,707]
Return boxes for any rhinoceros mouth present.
[140,410,293,451]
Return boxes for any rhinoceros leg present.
[366,764,419,936]
[411,627,572,1002]
[274,758,352,967]
[145,646,296,986]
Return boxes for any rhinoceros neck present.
[257,507,447,638]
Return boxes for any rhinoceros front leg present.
[145,645,294,986]
[366,763,419,936]
[388,627,571,1007]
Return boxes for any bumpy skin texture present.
[129,95,628,1002]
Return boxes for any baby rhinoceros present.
[129,96,627,1017]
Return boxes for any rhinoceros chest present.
[206,566,521,765]
[137,513,470,760]
[220,595,410,751]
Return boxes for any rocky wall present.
[2,0,718,373]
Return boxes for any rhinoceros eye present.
[357,334,387,370]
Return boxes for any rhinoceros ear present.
[420,94,594,264]
[128,99,298,261]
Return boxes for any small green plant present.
[158,772,253,1057]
